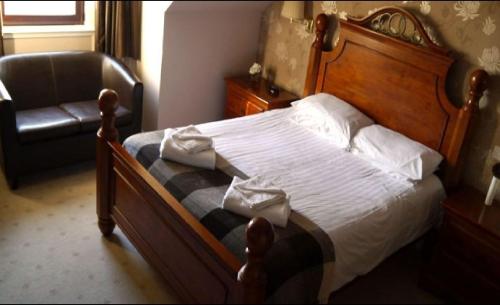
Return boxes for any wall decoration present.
[321,1,338,15]
[275,42,288,61]
[483,16,496,35]
[288,58,297,71]
[420,1,432,15]
[339,11,348,20]
[454,1,481,21]
[479,46,500,74]
[295,26,311,40]
[258,1,500,194]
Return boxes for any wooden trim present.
[305,10,489,190]
[445,70,489,188]
[238,218,275,304]
[303,14,328,96]
[1,1,84,26]
[346,6,451,56]
[96,89,273,304]
[96,89,118,237]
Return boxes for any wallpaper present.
[257,1,500,194]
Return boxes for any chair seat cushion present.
[60,100,132,132]
[16,106,80,144]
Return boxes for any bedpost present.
[96,89,119,236]
[446,69,489,188]
[238,217,274,304]
[464,69,489,113]
[303,13,329,97]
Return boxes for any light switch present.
[492,146,500,161]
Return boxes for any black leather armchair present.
[0,51,143,189]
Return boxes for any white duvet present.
[195,108,445,294]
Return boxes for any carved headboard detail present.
[304,7,489,189]
[346,7,449,55]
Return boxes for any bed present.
[95,7,488,304]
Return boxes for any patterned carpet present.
[0,161,443,304]
[0,162,179,304]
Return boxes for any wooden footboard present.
[96,89,274,304]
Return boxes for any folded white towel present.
[171,125,213,154]
[160,128,216,170]
[223,176,291,228]
[233,176,287,210]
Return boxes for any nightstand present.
[420,187,500,303]
[224,76,299,119]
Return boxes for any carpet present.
[0,162,179,304]
[0,161,443,304]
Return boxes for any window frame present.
[1,0,84,26]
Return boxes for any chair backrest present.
[51,52,104,104]
[0,51,104,111]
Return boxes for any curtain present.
[95,1,141,59]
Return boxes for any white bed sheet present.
[195,108,445,293]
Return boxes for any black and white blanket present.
[124,131,335,304]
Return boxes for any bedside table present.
[224,76,299,119]
[420,187,500,303]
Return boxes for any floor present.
[0,162,443,304]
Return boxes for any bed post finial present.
[303,14,329,97]
[98,89,119,142]
[465,69,489,112]
[313,14,328,48]
[238,217,274,304]
[96,88,120,237]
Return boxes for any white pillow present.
[351,125,443,181]
[289,93,374,149]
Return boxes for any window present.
[2,1,84,26]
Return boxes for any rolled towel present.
[223,176,291,228]
[160,128,216,170]
[171,125,213,154]
[233,176,287,210]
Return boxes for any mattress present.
[124,107,445,295]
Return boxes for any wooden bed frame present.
[96,7,488,304]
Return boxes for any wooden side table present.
[419,186,500,303]
[224,76,299,119]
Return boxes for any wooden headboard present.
[304,7,489,189]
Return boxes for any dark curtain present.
[95,1,141,59]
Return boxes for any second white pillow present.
[351,125,443,181]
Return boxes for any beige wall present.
[3,34,93,54]
[157,1,271,129]
[259,1,500,195]
[137,1,173,132]
[2,1,95,54]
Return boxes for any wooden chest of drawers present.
[420,187,500,303]
[224,76,299,118]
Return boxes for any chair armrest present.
[0,78,12,103]
[0,79,16,133]
[0,79,19,176]
[102,56,143,133]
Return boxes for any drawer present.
[225,88,248,117]
[440,215,500,282]
[245,101,265,116]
